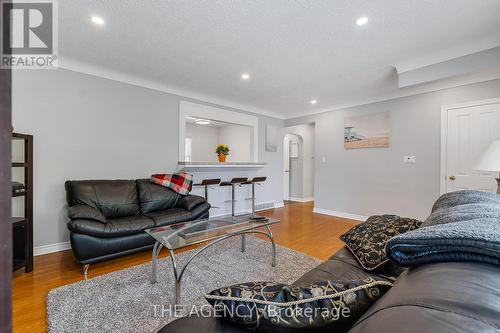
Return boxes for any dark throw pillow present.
[340,215,422,270]
[205,278,393,333]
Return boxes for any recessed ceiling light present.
[310,100,317,105]
[91,16,105,25]
[241,73,250,80]
[356,17,368,26]
[195,119,211,125]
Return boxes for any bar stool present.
[220,177,248,217]
[243,177,267,220]
[193,178,221,208]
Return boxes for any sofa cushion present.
[349,262,500,333]
[144,208,194,226]
[205,278,393,333]
[68,215,155,238]
[136,179,180,213]
[340,215,422,270]
[65,180,140,218]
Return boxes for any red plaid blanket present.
[150,172,193,195]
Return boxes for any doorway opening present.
[283,123,315,204]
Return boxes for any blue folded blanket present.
[387,190,500,267]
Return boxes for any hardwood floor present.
[12,201,359,332]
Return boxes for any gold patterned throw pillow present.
[205,277,393,332]
[340,215,422,271]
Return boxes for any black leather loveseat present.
[65,179,210,268]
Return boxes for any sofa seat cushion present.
[68,215,155,238]
[145,208,194,226]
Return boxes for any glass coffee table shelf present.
[145,213,280,305]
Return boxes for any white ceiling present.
[59,0,500,119]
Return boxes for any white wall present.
[286,78,500,220]
[218,124,252,162]
[285,123,315,199]
[12,68,284,250]
[185,123,219,162]
[286,134,303,198]
[185,123,253,162]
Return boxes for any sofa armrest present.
[68,205,107,223]
[176,195,208,211]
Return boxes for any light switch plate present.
[321,157,327,163]
[404,155,416,163]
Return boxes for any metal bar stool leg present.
[243,177,267,220]
[220,178,247,219]
[231,184,235,217]
[193,179,221,210]
[250,182,257,218]
[241,234,246,252]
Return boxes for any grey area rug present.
[47,237,322,333]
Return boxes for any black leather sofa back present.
[65,180,140,218]
[136,179,180,213]
[349,261,500,332]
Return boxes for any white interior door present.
[283,136,290,200]
[443,99,500,193]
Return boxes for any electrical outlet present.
[404,155,416,163]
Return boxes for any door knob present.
[284,170,289,173]
[449,175,456,181]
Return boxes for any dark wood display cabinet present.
[12,132,33,273]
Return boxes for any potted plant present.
[215,144,230,163]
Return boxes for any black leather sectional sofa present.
[161,246,500,333]
[160,194,500,333]
[65,179,210,266]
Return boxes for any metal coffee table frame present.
[150,223,276,305]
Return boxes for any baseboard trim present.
[273,201,285,208]
[288,197,314,203]
[34,241,71,256]
[313,207,368,222]
[35,201,285,256]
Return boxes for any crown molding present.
[58,57,286,120]
[57,56,500,122]
[285,70,500,121]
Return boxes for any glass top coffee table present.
[145,213,280,304]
